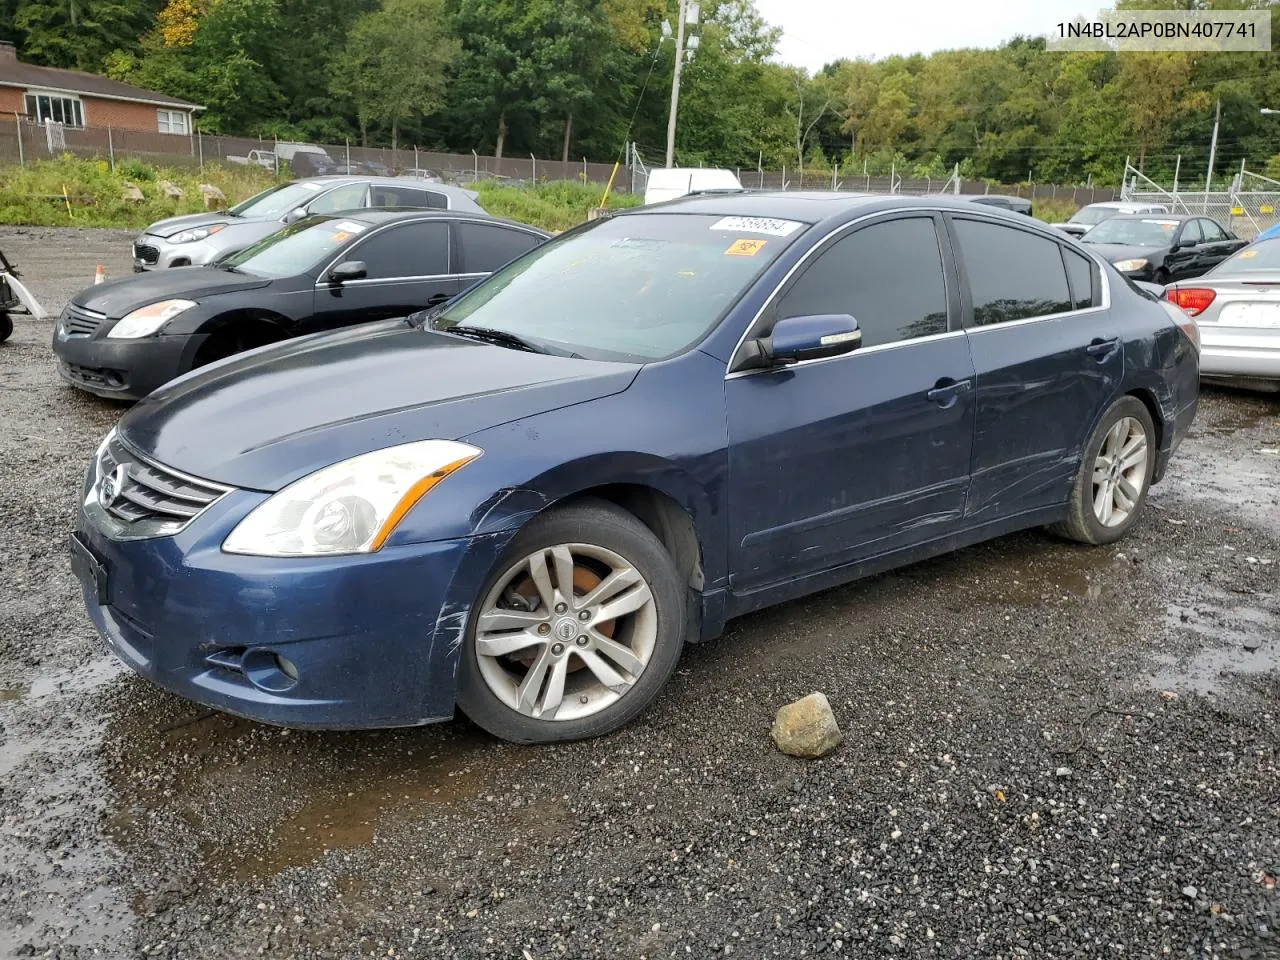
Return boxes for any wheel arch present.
[189,308,295,367]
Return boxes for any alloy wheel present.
[1091,416,1148,527]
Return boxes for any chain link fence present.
[1121,162,1280,239]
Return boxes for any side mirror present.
[327,260,367,284]
[742,313,862,369]
[282,207,308,224]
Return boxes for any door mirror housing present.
[327,260,367,284]
[740,314,862,369]
[282,207,308,225]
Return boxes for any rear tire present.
[1052,396,1156,545]
[0,312,11,343]
[456,500,686,744]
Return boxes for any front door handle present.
[424,292,452,307]
[927,377,973,407]
[1086,337,1120,359]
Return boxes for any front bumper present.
[53,329,204,399]
[73,484,510,729]
[134,234,222,271]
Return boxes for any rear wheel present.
[0,312,11,343]
[1053,396,1156,545]
[456,501,685,743]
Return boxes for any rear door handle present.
[927,378,972,406]
[1086,337,1120,358]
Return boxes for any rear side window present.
[774,216,949,348]
[953,219,1071,325]
[369,185,445,209]
[348,221,449,278]
[1062,248,1096,311]
[457,223,543,274]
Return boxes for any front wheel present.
[0,311,11,343]
[456,500,685,744]
[1053,396,1156,545]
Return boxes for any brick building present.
[0,42,201,136]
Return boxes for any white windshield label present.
[299,181,323,191]
[332,220,367,232]
[709,216,803,237]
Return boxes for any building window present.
[157,109,189,135]
[24,92,84,128]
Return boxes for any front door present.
[726,214,976,593]
[310,220,458,334]
[946,215,1124,520]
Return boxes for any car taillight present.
[1165,287,1215,317]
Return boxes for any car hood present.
[1080,242,1165,263]
[71,266,271,318]
[145,211,240,238]
[118,321,641,491]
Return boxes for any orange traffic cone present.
[94,265,105,285]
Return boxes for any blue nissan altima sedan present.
[71,193,1200,743]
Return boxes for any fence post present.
[346,138,350,170]
[781,164,786,190]
[107,127,114,173]
[414,145,419,172]
[532,153,537,185]
[14,113,22,166]
[583,156,587,184]
[833,162,838,190]
[197,126,203,172]
[473,149,479,183]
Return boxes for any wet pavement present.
[0,227,1277,959]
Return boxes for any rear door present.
[1198,218,1245,272]
[725,213,976,591]
[947,214,1121,522]
[1167,219,1201,280]
[310,219,456,332]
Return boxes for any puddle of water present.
[1147,643,1279,696]
[1148,585,1279,696]
[0,685,28,700]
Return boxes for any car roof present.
[295,175,480,198]
[314,208,551,234]
[618,191,1049,228]
[966,194,1030,203]
[1105,213,1194,222]
[1085,201,1166,210]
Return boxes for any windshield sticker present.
[725,238,768,257]
[710,216,802,237]
[330,231,352,244]
[1142,219,1178,228]
[332,220,367,233]
[1238,249,1258,258]
[299,182,323,191]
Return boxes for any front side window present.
[773,216,949,348]
[1179,220,1203,245]
[1081,218,1180,248]
[433,213,807,362]
[953,218,1072,326]
[348,221,449,278]
[25,92,84,128]
[1200,219,1230,242]
[309,182,369,215]
[221,216,372,279]
[157,109,189,134]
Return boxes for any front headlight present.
[107,299,197,339]
[222,440,482,557]
[171,223,226,244]
[1112,258,1149,272]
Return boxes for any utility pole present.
[665,0,688,168]
[1203,97,1220,213]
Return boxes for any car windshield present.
[431,213,808,361]
[220,216,369,279]
[1210,237,1280,275]
[228,181,330,219]
[1069,206,1116,226]
[1082,218,1180,247]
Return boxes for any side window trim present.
[316,219,452,283]
[943,212,1107,331]
[1060,244,1101,311]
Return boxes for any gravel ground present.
[1,226,1278,960]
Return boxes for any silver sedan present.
[1165,237,1280,392]
[132,177,485,272]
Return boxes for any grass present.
[0,155,283,228]
[474,180,642,232]
[1033,197,1080,224]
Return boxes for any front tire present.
[0,311,11,342]
[456,500,686,744]
[1054,396,1156,545]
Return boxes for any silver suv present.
[132,176,485,271]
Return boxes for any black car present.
[1079,213,1247,284]
[53,210,549,399]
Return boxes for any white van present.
[644,167,743,205]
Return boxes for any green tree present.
[14,0,163,71]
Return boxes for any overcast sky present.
[753,0,1101,71]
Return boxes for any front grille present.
[61,303,106,337]
[96,436,229,529]
[134,240,160,264]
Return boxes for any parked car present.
[964,194,1033,216]
[69,193,1199,743]
[1079,214,1246,283]
[402,168,445,183]
[55,210,547,399]
[131,177,485,272]
[1253,221,1280,242]
[1164,236,1280,392]
[1052,201,1170,238]
[226,148,278,171]
[644,167,743,204]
